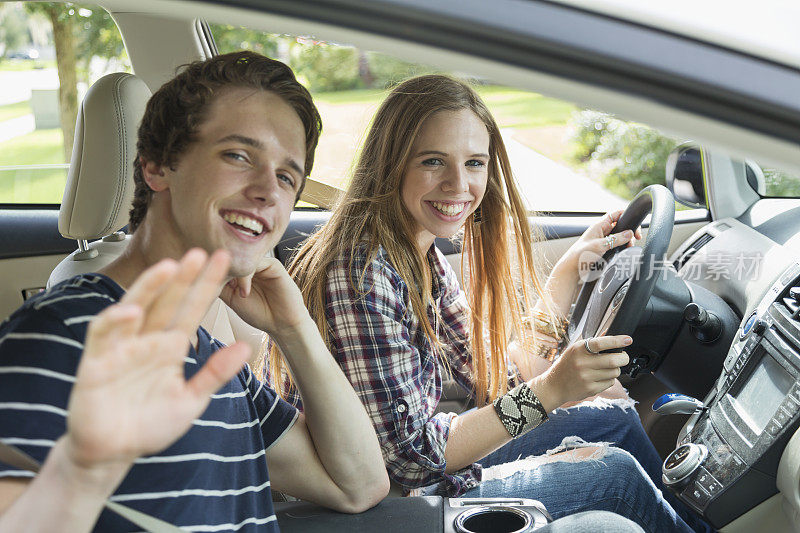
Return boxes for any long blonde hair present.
[270,75,551,406]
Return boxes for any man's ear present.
[140,156,169,192]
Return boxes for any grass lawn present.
[0,128,67,203]
[0,100,32,123]
[313,85,576,129]
[474,86,577,129]
[0,59,56,72]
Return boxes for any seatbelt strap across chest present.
[0,441,183,532]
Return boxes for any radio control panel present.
[666,262,800,528]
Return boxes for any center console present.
[275,496,550,532]
[664,263,800,528]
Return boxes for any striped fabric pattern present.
[0,274,297,532]
[268,245,483,496]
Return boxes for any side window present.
[208,24,706,215]
[0,2,130,205]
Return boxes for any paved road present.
[0,68,59,106]
[0,115,34,143]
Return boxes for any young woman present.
[263,75,711,532]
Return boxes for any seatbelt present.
[299,178,342,210]
[0,441,183,532]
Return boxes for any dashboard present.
[657,199,800,529]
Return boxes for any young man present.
[0,51,389,531]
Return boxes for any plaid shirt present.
[268,245,482,495]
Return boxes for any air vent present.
[778,283,800,319]
[674,233,714,270]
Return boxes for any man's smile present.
[220,209,270,238]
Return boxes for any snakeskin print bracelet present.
[492,382,549,438]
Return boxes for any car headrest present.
[59,72,151,240]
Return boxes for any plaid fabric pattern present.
[268,245,482,495]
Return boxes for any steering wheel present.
[567,185,675,366]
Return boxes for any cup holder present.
[454,506,533,533]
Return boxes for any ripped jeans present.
[492,398,713,533]
[462,446,691,533]
[423,399,714,533]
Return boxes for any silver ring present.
[604,235,615,249]
[584,338,601,354]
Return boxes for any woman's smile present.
[426,200,470,220]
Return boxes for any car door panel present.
[0,209,74,260]
[0,209,74,320]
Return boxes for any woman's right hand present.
[530,335,632,411]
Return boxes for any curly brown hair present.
[129,51,322,232]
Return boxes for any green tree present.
[763,168,800,197]
[366,51,435,88]
[0,3,30,60]
[75,6,126,77]
[210,24,285,60]
[24,3,126,162]
[566,110,612,163]
[26,3,78,163]
[568,110,676,200]
[207,24,438,93]
[291,43,361,92]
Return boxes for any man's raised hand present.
[65,249,251,472]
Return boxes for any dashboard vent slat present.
[674,233,714,271]
[783,297,800,315]
[776,278,800,323]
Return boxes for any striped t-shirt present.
[0,273,298,532]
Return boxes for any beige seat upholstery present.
[47,72,266,358]
[48,72,148,285]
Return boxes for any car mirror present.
[665,142,707,208]
[744,159,766,196]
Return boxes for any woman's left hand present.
[558,210,642,279]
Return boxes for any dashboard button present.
[767,420,783,436]
[729,454,745,469]
[741,313,758,338]
[696,468,723,495]
[723,350,738,371]
[791,385,800,404]
[741,313,757,338]
[683,484,711,509]
[774,407,792,427]
[784,396,800,413]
